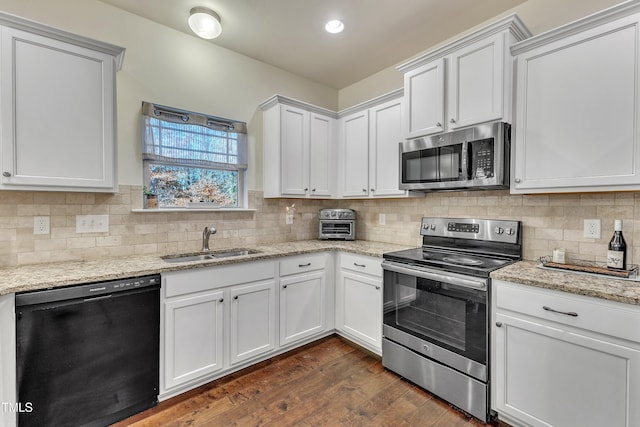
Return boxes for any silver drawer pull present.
[298,263,311,268]
[2,172,11,177]
[543,306,578,317]
[354,263,366,268]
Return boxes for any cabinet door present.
[448,33,504,129]
[280,105,309,196]
[340,110,370,197]
[336,270,382,353]
[229,280,276,365]
[512,15,640,193]
[403,58,445,138]
[494,312,640,427]
[0,26,116,191]
[308,113,334,197]
[163,290,225,391]
[279,271,325,346]
[369,98,405,197]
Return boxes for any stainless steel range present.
[382,217,522,422]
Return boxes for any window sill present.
[131,208,256,213]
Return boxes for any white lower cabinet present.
[163,289,225,390]
[335,253,383,354]
[493,280,640,427]
[160,260,276,398]
[278,254,330,347]
[229,280,276,365]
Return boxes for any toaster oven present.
[318,209,356,240]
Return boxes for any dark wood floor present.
[113,335,499,427]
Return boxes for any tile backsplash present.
[0,186,637,268]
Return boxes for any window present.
[141,102,248,208]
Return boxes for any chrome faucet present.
[202,226,217,252]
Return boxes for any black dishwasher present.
[15,274,160,427]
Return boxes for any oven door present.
[382,260,488,381]
[319,220,354,240]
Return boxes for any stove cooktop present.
[383,247,517,278]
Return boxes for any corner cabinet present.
[335,252,383,354]
[338,90,418,199]
[260,96,336,198]
[0,13,124,192]
[511,3,640,193]
[398,14,531,139]
[492,280,640,427]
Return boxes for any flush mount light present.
[325,19,344,34]
[188,7,222,39]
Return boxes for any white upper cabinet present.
[337,90,418,199]
[261,95,336,199]
[398,14,531,139]
[511,3,640,193]
[0,13,124,192]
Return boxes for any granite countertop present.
[0,240,414,296]
[491,260,640,306]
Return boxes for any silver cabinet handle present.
[362,189,367,193]
[375,285,381,290]
[543,306,578,317]
[354,262,366,268]
[304,188,308,191]
[312,188,316,192]
[298,263,311,268]
[282,284,287,289]
[514,178,522,184]
[233,295,238,300]
[450,118,456,124]
[370,188,375,192]
[219,298,224,303]
[436,122,442,127]
[2,172,10,177]
[496,322,503,327]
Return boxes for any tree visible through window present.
[141,102,248,208]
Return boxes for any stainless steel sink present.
[162,249,260,263]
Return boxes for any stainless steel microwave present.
[399,121,510,191]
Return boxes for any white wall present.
[0,0,628,190]
[338,0,626,110]
[0,0,339,190]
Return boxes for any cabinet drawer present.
[340,253,382,277]
[164,260,275,298]
[279,253,326,276]
[495,280,640,343]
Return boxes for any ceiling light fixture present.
[188,7,222,39]
[325,19,344,34]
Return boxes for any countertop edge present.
[491,260,640,306]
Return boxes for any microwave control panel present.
[469,138,494,179]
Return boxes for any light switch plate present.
[584,219,601,239]
[378,213,386,225]
[76,214,109,233]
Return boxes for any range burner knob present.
[430,224,436,231]
[494,227,504,235]
[423,223,430,230]
[505,227,515,235]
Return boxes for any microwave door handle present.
[381,261,486,290]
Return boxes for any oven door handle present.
[382,260,487,290]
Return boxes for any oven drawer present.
[495,280,640,343]
[340,253,382,277]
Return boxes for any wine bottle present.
[607,219,627,270]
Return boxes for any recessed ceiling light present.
[325,19,344,34]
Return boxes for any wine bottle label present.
[607,250,625,269]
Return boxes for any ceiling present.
[99,0,526,90]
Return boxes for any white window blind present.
[141,101,247,170]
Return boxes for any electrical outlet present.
[33,216,50,235]
[76,215,109,233]
[378,213,386,225]
[584,219,601,239]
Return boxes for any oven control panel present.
[421,217,520,244]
